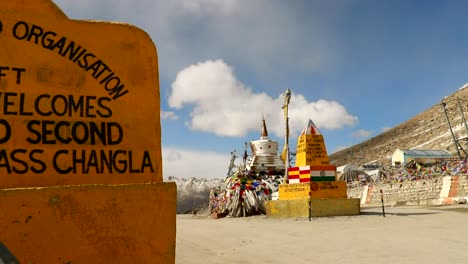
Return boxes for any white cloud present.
[161,111,179,120]
[352,129,373,138]
[163,147,230,179]
[169,59,358,137]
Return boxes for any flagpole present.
[285,116,289,183]
[282,89,291,183]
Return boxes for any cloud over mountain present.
[163,147,230,179]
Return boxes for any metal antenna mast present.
[457,97,468,156]
[441,101,462,160]
[457,97,468,136]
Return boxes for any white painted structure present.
[246,118,285,173]
[391,149,452,166]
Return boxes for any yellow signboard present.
[310,181,347,199]
[279,181,347,200]
[295,134,330,167]
[0,1,162,188]
[279,183,310,200]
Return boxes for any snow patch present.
[167,176,224,213]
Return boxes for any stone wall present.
[347,175,468,206]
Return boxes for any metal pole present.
[282,88,291,183]
[308,189,311,221]
[285,116,289,183]
[441,102,462,160]
[457,97,468,136]
[380,189,386,217]
[456,97,468,157]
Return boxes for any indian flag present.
[310,165,336,182]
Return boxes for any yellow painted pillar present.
[0,1,176,262]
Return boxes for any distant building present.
[336,164,360,174]
[337,164,360,182]
[391,149,452,166]
[360,164,381,178]
[337,164,379,182]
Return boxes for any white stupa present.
[246,118,285,173]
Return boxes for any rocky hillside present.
[330,84,468,166]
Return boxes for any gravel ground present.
[176,204,468,264]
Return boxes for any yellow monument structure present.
[267,106,360,218]
[0,1,176,263]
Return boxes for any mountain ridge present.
[329,84,468,166]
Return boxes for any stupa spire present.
[261,115,268,139]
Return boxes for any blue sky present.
[54,0,468,179]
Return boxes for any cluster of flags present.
[288,165,336,183]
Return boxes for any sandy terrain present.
[176,205,468,264]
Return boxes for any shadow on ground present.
[432,207,468,214]
[360,211,440,216]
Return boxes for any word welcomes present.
[0,74,154,175]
